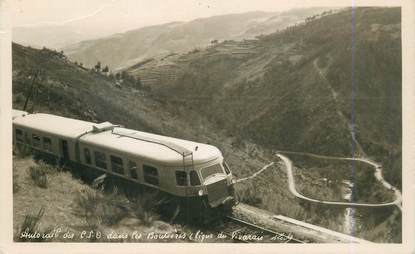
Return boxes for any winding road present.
[276,152,402,210]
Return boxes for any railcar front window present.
[143,165,159,186]
[201,164,224,179]
[94,151,107,169]
[43,137,52,152]
[111,155,124,175]
[32,134,41,147]
[128,161,138,179]
[175,171,187,186]
[190,170,201,186]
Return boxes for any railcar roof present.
[13,112,96,138]
[12,109,28,119]
[12,112,222,166]
[81,127,221,166]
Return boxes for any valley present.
[62,8,330,70]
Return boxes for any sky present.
[12,0,299,27]
[10,0,399,41]
[11,0,342,34]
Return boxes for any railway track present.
[219,216,307,243]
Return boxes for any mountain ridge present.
[61,8,330,70]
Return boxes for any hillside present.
[13,41,325,238]
[12,7,402,243]
[12,42,303,226]
[13,156,193,242]
[63,8,330,70]
[126,7,402,190]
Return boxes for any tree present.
[94,61,101,72]
[135,77,143,89]
[121,71,128,80]
[102,65,109,73]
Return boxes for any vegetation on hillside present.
[286,154,396,204]
[123,7,402,242]
[13,43,152,128]
[128,7,401,189]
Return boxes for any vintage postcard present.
[0,0,414,253]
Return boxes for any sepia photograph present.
[1,0,414,253]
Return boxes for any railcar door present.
[60,139,70,163]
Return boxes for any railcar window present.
[32,134,41,147]
[143,165,159,186]
[190,171,201,186]
[25,132,30,144]
[175,171,187,186]
[110,155,124,175]
[15,129,23,142]
[223,161,231,175]
[128,161,138,179]
[201,164,224,179]
[84,148,91,164]
[94,151,107,169]
[43,137,52,152]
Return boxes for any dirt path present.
[235,162,274,183]
[313,58,366,157]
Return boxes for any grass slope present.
[13,156,182,242]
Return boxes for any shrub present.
[100,187,129,226]
[15,144,32,158]
[190,48,200,54]
[13,165,20,193]
[131,192,160,226]
[73,188,102,228]
[234,182,262,206]
[317,55,329,69]
[29,164,48,188]
[17,208,52,242]
[73,187,129,228]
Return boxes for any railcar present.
[12,110,236,221]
